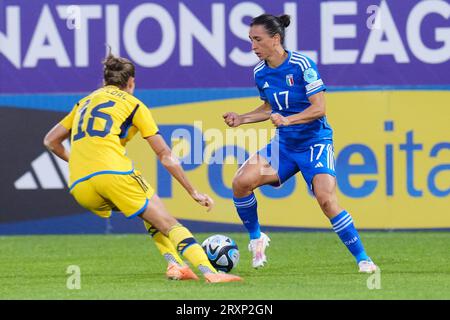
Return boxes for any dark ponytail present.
[277,14,291,28]
[251,14,291,45]
[102,46,135,89]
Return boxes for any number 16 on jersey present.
[73,100,115,141]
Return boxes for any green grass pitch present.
[0,232,449,299]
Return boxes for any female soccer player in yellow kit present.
[43,53,242,283]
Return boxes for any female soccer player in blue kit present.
[223,14,377,273]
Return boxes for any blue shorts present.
[258,139,336,190]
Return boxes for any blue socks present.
[330,210,370,263]
[233,195,369,263]
[233,193,261,240]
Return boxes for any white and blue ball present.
[201,234,239,273]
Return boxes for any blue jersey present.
[254,50,333,150]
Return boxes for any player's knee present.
[316,193,334,212]
[232,174,256,193]
[141,209,178,236]
[156,217,179,236]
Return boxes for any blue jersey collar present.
[265,50,291,70]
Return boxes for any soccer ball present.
[201,234,240,273]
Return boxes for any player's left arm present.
[133,103,214,211]
[145,134,214,211]
[43,124,71,162]
[271,91,326,127]
[271,56,327,127]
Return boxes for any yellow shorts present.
[70,170,154,219]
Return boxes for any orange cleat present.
[204,273,243,283]
[166,263,199,281]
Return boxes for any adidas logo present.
[314,162,324,168]
[262,81,270,89]
[14,141,70,190]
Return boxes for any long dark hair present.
[102,47,135,89]
[251,14,291,45]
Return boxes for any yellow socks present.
[168,224,217,274]
[144,221,184,266]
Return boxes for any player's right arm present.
[43,103,78,162]
[43,124,71,161]
[223,101,271,127]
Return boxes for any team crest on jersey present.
[286,74,294,86]
[304,68,318,83]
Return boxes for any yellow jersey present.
[60,85,159,190]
